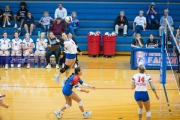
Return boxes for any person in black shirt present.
[114,11,128,36]
[146,34,157,48]
[0,8,3,27]
[131,33,144,48]
[45,32,64,69]
[14,2,28,30]
[2,5,12,28]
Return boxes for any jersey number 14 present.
[138,76,144,83]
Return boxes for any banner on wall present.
[134,51,178,67]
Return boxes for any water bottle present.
[38,30,40,37]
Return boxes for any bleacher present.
[0,1,180,54]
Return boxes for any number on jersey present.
[138,76,144,83]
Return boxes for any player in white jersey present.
[22,33,34,69]
[0,32,11,70]
[11,32,23,68]
[54,32,78,86]
[34,32,47,68]
[131,65,159,120]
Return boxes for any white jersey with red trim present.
[12,38,23,51]
[0,38,11,50]
[22,38,34,48]
[132,73,152,91]
[64,39,77,54]
[36,38,47,51]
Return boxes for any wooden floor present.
[0,56,180,120]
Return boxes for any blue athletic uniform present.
[62,74,84,96]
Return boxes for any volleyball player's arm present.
[79,80,95,90]
[11,41,14,50]
[30,42,34,49]
[8,40,11,50]
[149,81,160,100]
[36,41,39,51]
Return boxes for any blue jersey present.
[64,75,84,90]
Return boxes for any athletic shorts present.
[66,53,76,59]
[62,87,73,96]
[134,91,149,102]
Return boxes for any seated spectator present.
[146,2,159,29]
[69,11,79,36]
[39,11,53,36]
[0,32,11,70]
[176,27,180,47]
[2,5,12,28]
[14,2,28,31]
[146,34,157,48]
[11,31,23,68]
[114,11,128,36]
[34,32,48,68]
[131,33,144,48]
[22,33,34,69]
[45,32,62,69]
[24,11,36,36]
[54,3,67,22]
[50,17,65,37]
[133,10,146,36]
[159,9,174,37]
[0,8,3,27]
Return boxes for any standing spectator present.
[2,5,12,28]
[69,11,80,36]
[0,8,3,27]
[24,11,36,36]
[14,2,28,31]
[50,17,65,37]
[131,33,144,48]
[159,9,174,37]
[146,34,157,48]
[146,2,159,29]
[39,11,53,36]
[54,3,67,21]
[114,11,128,36]
[133,10,146,36]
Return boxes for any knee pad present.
[78,100,83,106]
[138,108,143,114]
[146,111,151,117]
[65,104,70,109]
[60,64,69,73]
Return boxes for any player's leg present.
[24,50,31,68]
[142,92,151,120]
[16,50,22,67]
[4,51,10,69]
[54,50,60,69]
[0,99,9,108]
[136,101,143,120]
[39,51,46,68]
[11,50,16,67]
[34,51,40,68]
[64,58,76,80]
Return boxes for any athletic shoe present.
[27,64,30,69]
[5,64,8,70]
[11,64,14,68]
[62,63,65,68]
[17,64,21,68]
[2,24,5,28]
[83,111,92,119]
[34,63,38,68]
[54,74,60,84]
[7,22,11,26]
[46,64,51,69]
[61,77,67,87]
[14,24,17,28]
[54,110,61,119]
[41,63,44,68]
[56,65,59,69]
[74,63,78,68]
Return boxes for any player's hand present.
[156,95,160,100]
[56,38,60,42]
[90,86,96,90]
[85,90,89,93]
[79,52,82,55]
[48,45,51,48]
[2,94,6,97]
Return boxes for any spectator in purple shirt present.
[24,11,36,35]
[39,11,54,36]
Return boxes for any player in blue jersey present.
[54,67,95,119]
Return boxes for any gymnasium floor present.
[0,56,180,120]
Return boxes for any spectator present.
[131,33,144,48]
[69,11,79,36]
[146,2,159,29]
[2,5,12,28]
[176,27,180,47]
[0,8,3,27]
[50,17,65,37]
[24,11,36,36]
[159,9,174,37]
[176,26,180,35]
[146,34,157,48]
[133,10,146,36]
[114,11,128,36]
[14,2,28,31]
[54,3,67,21]
[39,11,53,36]
[45,32,62,69]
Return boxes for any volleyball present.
[65,16,72,23]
